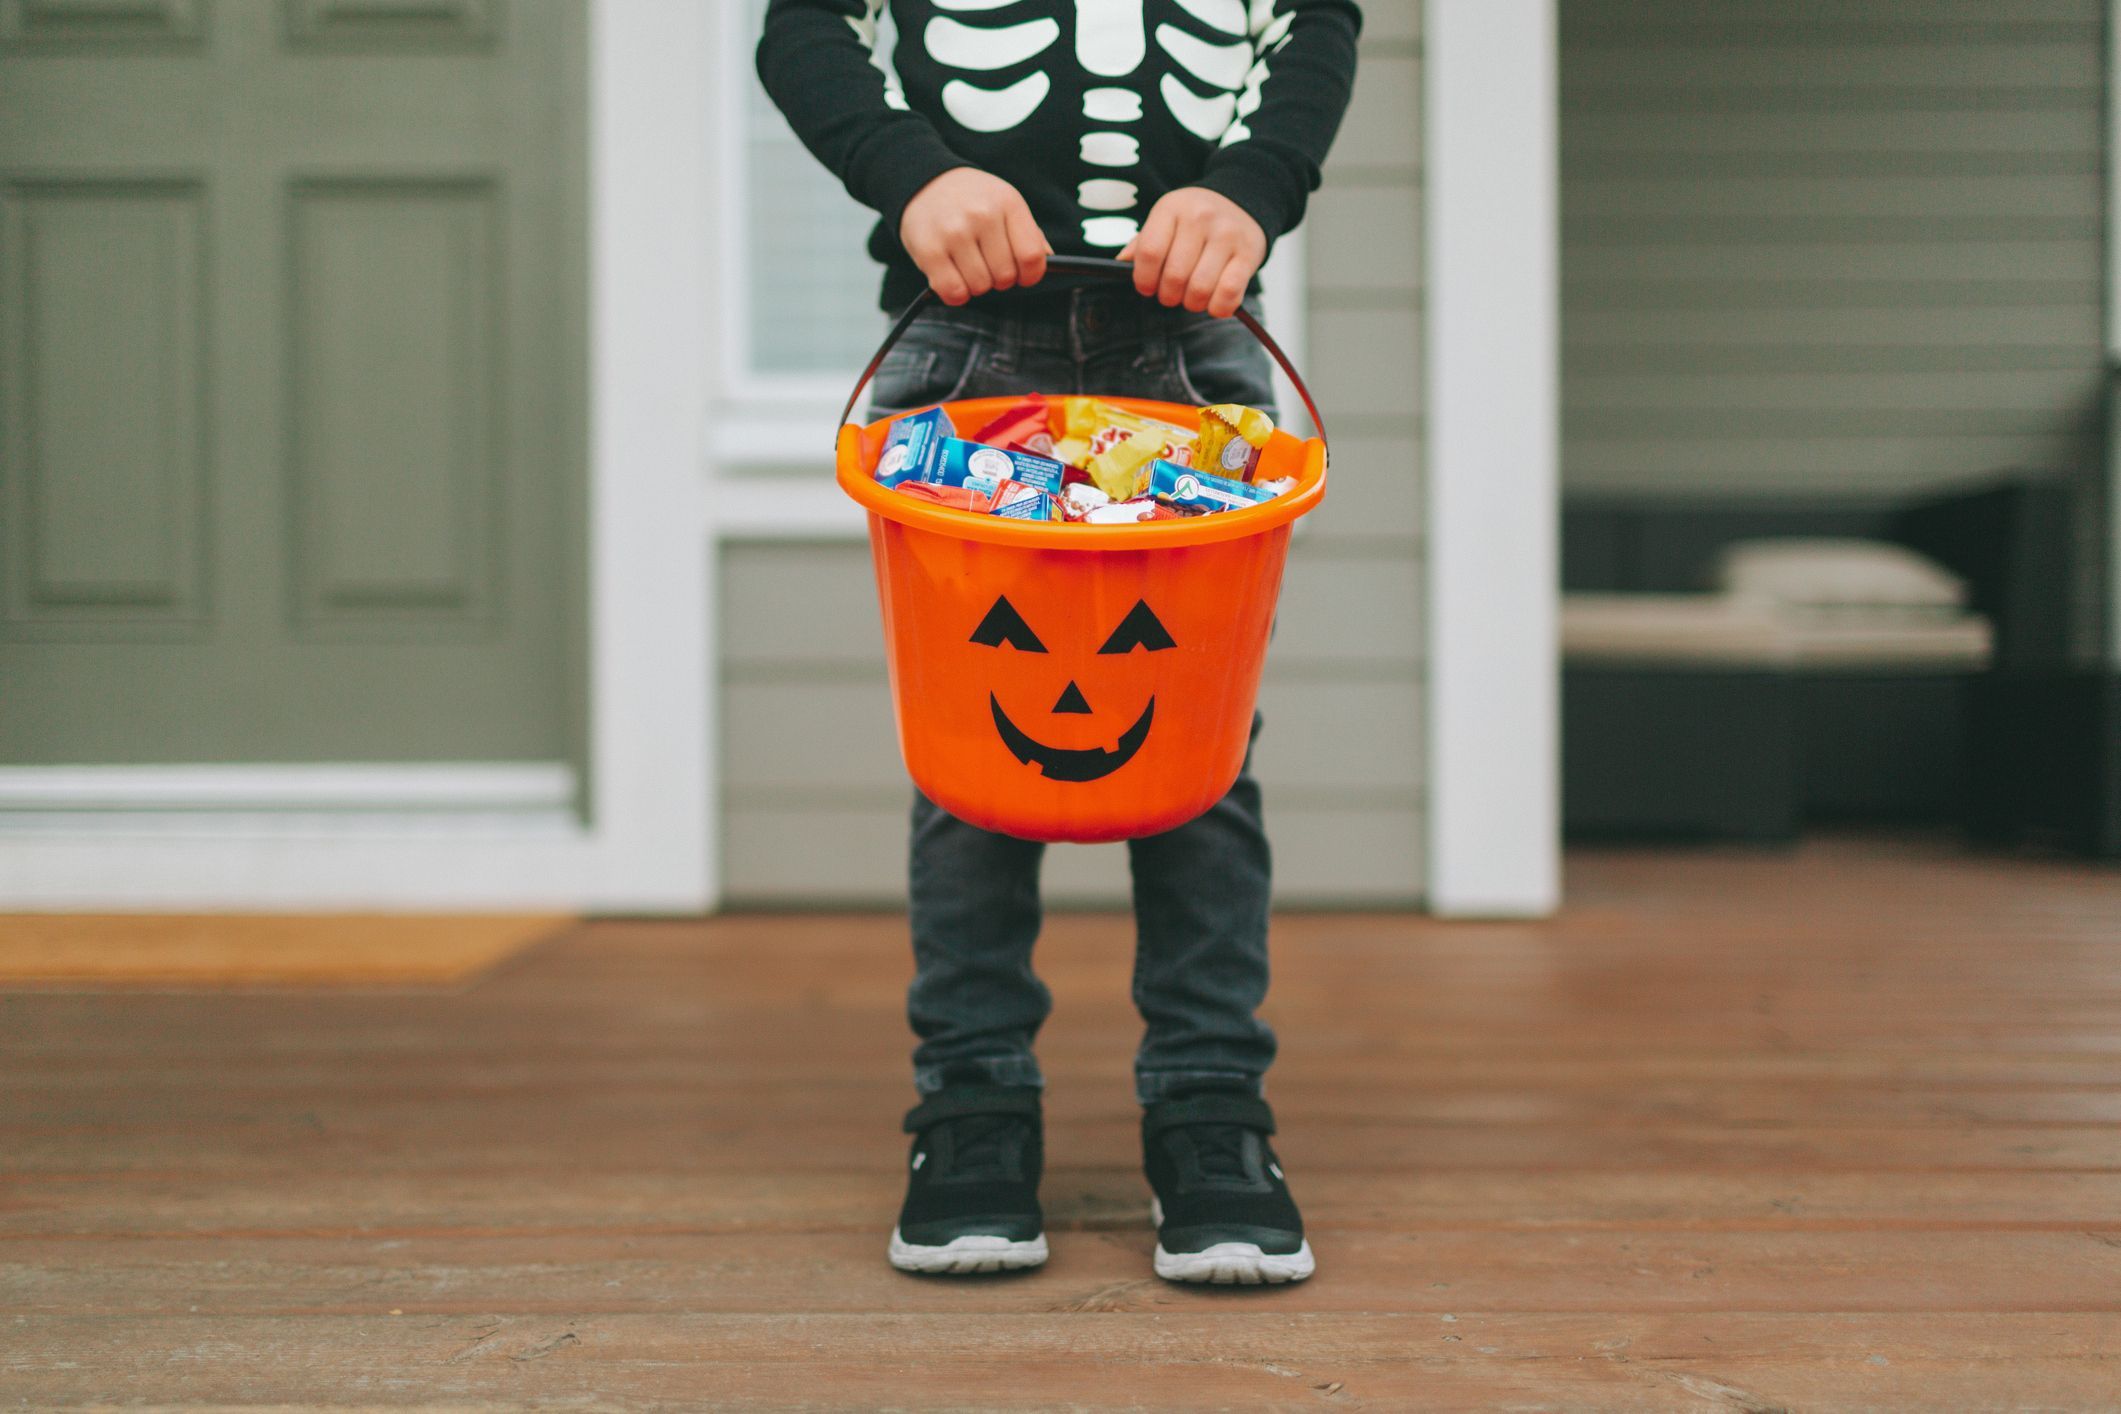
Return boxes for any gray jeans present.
[866,284,1280,1106]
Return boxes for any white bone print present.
[1159,72,1235,140]
[847,0,909,110]
[904,1,1280,249]
[1155,24,1252,90]
[1083,87,1143,122]
[943,71,1052,131]
[1217,0,1294,146]
[1074,0,1146,76]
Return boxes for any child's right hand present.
[900,168,1052,306]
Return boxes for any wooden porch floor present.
[4,837,2119,1408]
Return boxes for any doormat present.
[0,914,572,988]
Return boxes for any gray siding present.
[719,2,1426,906]
[1561,0,2107,498]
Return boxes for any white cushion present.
[1562,594,1798,667]
[1561,591,1995,674]
[1712,538,1968,616]
[1785,615,1994,672]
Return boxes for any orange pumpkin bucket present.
[835,257,1329,844]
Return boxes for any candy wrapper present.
[1083,432,1164,504]
[936,439,1065,494]
[1051,397,1197,501]
[1058,483,1110,522]
[895,476,1059,521]
[1147,459,1280,514]
[885,431,1063,522]
[968,395,1056,458]
[876,407,953,488]
[894,482,992,513]
[988,480,1060,520]
[877,412,1066,498]
[1084,498,1185,524]
[1194,404,1275,481]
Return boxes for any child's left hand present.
[1120,188,1268,319]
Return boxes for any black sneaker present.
[1142,1090,1314,1284]
[888,1084,1048,1274]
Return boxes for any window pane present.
[746,0,891,375]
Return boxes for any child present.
[758,0,1359,1284]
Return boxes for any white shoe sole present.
[1150,1197,1315,1285]
[888,1228,1048,1275]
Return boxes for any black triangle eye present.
[1098,600,1176,654]
[970,595,1046,652]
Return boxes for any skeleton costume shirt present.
[757,0,1362,310]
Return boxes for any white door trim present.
[0,1,717,913]
[0,763,576,815]
[1422,0,1562,917]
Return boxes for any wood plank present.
[4,1231,2121,1318]
[9,1075,2121,1150]
[7,1170,2121,1250]
[6,1313,2119,1409]
[16,1119,2121,1178]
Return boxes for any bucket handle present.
[837,254,1327,442]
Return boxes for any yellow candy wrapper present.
[1193,404,1275,481]
[1054,398,1198,499]
[1085,430,1165,501]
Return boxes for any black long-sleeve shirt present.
[757,0,1361,310]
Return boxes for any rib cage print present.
[857,0,1299,249]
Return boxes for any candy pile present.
[873,394,1293,525]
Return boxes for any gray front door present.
[0,0,585,768]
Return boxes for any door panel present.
[282,0,496,50]
[289,179,497,628]
[0,0,585,767]
[0,0,206,47]
[5,181,206,629]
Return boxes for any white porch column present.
[1422,0,1561,916]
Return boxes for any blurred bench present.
[1561,490,2027,842]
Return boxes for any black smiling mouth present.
[990,693,1155,783]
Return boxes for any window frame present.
[713,1,869,430]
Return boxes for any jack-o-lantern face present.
[970,594,1175,782]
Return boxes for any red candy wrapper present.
[969,395,1055,458]
[895,482,992,513]
[894,476,1058,521]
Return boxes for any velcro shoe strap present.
[1144,1092,1276,1139]
[903,1085,1043,1134]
